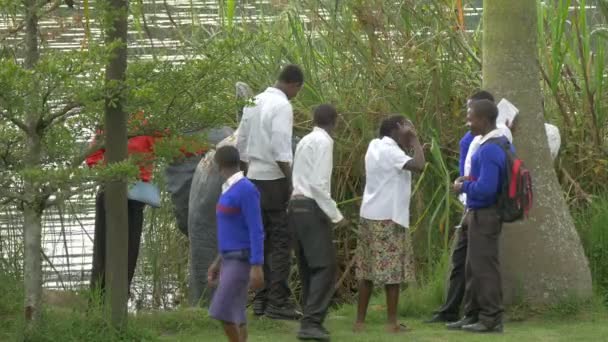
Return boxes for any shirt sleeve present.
[307,141,343,223]
[459,132,473,177]
[462,147,502,199]
[387,145,413,171]
[241,184,265,265]
[236,111,252,162]
[270,103,293,163]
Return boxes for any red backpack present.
[486,138,533,222]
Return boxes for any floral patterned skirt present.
[355,219,415,285]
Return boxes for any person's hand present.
[207,260,221,287]
[453,181,464,194]
[249,266,264,290]
[454,176,470,183]
[397,121,418,148]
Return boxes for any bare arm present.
[277,161,292,184]
[403,137,425,173]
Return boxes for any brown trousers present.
[463,207,504,328]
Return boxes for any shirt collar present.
[313,126,333,141]
[265,87,288,100]
[222,171,244,193]
[380,136,399,147]
[479,128,507,145]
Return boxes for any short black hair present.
[470,99,499,123]
[313,104,338,127]
[214,146,240,169]
[278,64,304,85]
[379,114,406,138]
[469,90,495,103]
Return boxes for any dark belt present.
[222,249,250,261]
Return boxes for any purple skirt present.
[209,258,251,324]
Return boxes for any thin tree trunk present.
[482,0,592,304]
[23,0,43,327]
[24,0,39,69]
[104,0,130,328]
[23,200,43,323]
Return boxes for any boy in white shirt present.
[289,104,343,340]
[236,64,304,320]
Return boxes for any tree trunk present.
[23,0,43,327]
[23,197,43,324]
[24,0,39,69]
[482,0,592,304]
[104,0,130,328]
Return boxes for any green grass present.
[2,285,607,342]
[144,296,608,342]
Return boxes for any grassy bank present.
[3,295,606,342]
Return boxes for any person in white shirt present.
[235,64,304,320]
[354,115,426,334]
[288,104,342,340]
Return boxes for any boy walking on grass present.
[289,104,344,341]
[208,146,265,342]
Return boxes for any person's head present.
[313,104,338,134]
[468,90,495,104]
[467,99,498,136]
[276,64,304,99]
[214,146,241,179]
[379,114,409,143]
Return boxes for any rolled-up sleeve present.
[271,103,293,163]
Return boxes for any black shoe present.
[252,297,266,316]
[462,322,503,333]
[446,316,478,330]
[297,325,330,340]
[265,304,303,321]
[425,313,458,324]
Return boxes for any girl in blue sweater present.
[208,146,265,342]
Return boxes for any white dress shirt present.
[236,87,293,181]
[360,136,413,228]
[292,127,343,223]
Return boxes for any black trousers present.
[90,191,145,295]
[434,215,468,320]
[288,198,336,327]
[251,178,293,307]
[463,208,504,328]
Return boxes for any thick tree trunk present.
[482,0,592,304]
[104,0,130,327]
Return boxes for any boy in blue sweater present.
[208,146,265,342]
[450,99,509,333]
[428,90,496,324]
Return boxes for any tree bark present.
[482,0,592,304]
[104,0,130,328]
[22,0,43,327]
[24,0,39,69]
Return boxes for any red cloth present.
[86,135,156,183]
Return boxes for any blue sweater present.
[216,178,264,265]
[462,137,513,209]
[459,132,474,177]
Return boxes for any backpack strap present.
[485,137,514,160]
